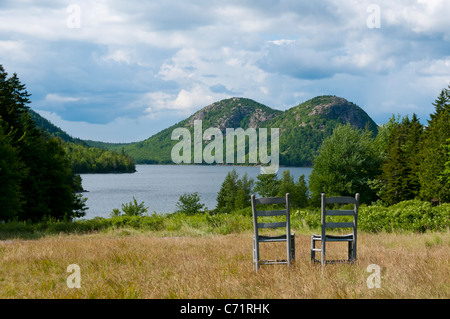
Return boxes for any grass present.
[0,200,448,299]
[0,229,448,299]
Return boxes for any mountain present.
[29,110,136,173]
[263,95,378,166]
[87,95,378,167]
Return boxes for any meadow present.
[0,200,448,299]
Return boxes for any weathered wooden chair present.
[251,193,295,272]
[311,193,359,265]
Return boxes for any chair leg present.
[253,237,259,272]
[321,240,326,266]
[311,237,315,262]
[290,234,295,262]
[348,241,353,261]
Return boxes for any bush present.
[110,197,148,217]
[176,192,205,215]
[359,200,450,232]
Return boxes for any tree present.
[442,138,450,185]
[0,65,86,221]
[235,173,253,210]
[277,170,309,208]
[294,174,309,208]
[216,169,254,213]
[377,114,423,205]
[111,197,148,217]
[308,124,383,205]
[176,192,205,215]
[418,86,450,202]
[0,120,25,220]
[254,173,279,197]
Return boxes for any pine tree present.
[378,115,423,205]
[254,172,279,197]
[419,86,450,202]
[0,120,25,220]
[216,169,254,213]
[0,65,85,221]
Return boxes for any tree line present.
[0,65,86,222]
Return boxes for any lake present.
[79,165,313,219]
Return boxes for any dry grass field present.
[0,229,448,299]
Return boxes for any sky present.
[1,0,449,143]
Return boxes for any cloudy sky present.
[1,0,449,142]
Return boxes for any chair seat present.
[312,233,354,241]
[257,233,294,242]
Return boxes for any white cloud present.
[45,93,81,103]
[1,0,449,142]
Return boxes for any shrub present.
[176,192,205,215]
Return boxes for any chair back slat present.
[257,221,287,229]
[325,210,355,216]
[325,196,357,204]
[325,222,355,229]
[255,209,286,217]
[254,197,286,205]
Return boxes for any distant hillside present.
[89,97,282,164]
[263,95,378,166]
[87,96,378,167]
[30,110,136,174]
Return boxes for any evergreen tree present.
[377,115,423,205]
[295,174,309,208]
[0,65,86,221]
[216,169,254,213]
[235,173,253,210]
[277,170,309,208]
[176,192,205,215]
[254,173,279,197]
[418,86,450,202]
[0,120,25,220]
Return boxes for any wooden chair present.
[311,193,359,265]
[251,193,295,272]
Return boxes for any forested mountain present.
[29,109,136,173]
[263,95,378,166]
[87,96,378,166]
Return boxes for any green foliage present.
[1,199,447,240]
[418,86,450,202]
[63,142,136,174]
[216,169,254,214]
[110,197,148,217]
[358,200,450,233]
[254,173,279,197]
[0,120,25,220]
[176,192,205,215]
[442,138,450,185]
[376,114,423,205]
[0,65,86,222]
[308,124,383,205]
[30,109,136,174]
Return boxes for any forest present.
[29,108,136,174]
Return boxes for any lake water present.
[79,165,313,219]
